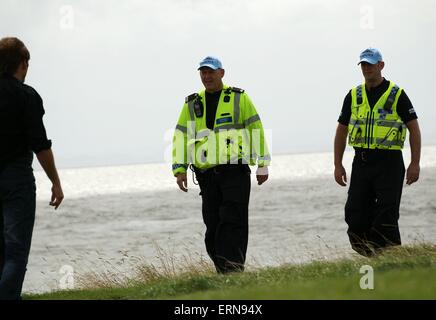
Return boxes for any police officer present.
[0,37,64,299]
[172,56,270,273]
[334,48,421,256]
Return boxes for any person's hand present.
[406,162,420,185]
[176,173,188,192]
[256,166,269,185]
[50,183,64,210]
[334,164,347,186]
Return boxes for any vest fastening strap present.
[233,92,241,124]
[188,100,195,121]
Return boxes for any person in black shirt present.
[333,48,421,256]
[0,37,64,299]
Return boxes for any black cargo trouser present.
[195,164,251,273]
[345,149,405,256]
[0,155,36,300]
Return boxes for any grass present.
[25,244,436,300]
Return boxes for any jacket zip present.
[365,111,370,147]
[369,110,374,148]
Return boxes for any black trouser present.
[345,149,405,256]
[0,155,36,300]
[195,164,251,273]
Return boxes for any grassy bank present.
[26,244,436,300]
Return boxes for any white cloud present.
[1,0,435,167]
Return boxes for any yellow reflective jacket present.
[348,81,406,150]
[172,85,270,176]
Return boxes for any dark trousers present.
[345,149,405,256]
[195,165,251,273]
[0,156,36,300]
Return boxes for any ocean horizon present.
[25,145,436,294]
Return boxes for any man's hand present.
[334,124,348,187]
[405,120,421,186]
[334,164,347,186]
[36,148,64,209]
[50,183,64,210]
[406,162,420,185]
[176,173,188,192]
[256,166,269,185]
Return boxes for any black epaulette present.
[185,93,198,103]
[230,87,245,93]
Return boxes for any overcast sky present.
[1,0,435,168]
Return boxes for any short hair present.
[0,37,30,76]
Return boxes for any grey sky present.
[1,0,435,168]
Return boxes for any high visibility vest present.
[172,85,270,175]
[348,81,406,150]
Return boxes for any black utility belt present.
[354,148,402,162]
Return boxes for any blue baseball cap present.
[358,48,383,65]
[198,56,223,70]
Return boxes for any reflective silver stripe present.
[188,100,195,121]
[360,119,380,125]
[377,121,403,129]
[175,124,187,133]
[196,129,211,139]
[234,92,241,123]
[244,114,260,126]
[351,137,367,144]
[248,154,271,160]
[349,119,365,126]
[258,155,271,161]
[228,156,241,164]
[188,121,196,136]
[375,138,403,147]
[384,85,400,110]
[350,119,376,126]
[352,137,403,147]
[213,124,245,132]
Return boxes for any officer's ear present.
[219,68,225,78]
[378,61,385,71]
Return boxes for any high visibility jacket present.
[348,81,406,150]
[172,85,270,176]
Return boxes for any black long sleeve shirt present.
[0,75,52,168]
